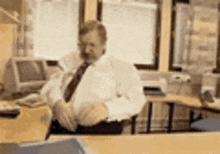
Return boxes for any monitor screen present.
[16,61,46,82]
[3,57,48,94]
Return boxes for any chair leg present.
[131,115,137,134]
[189,109,194,125]
[147,102,153,133]
[167,103,174,133]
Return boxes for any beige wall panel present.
[0,23,15,83]
[85,0,97,22]
[159,0,172,72]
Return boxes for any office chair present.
[45,115,138,140]
[190,91,217,132]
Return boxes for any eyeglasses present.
[77,42,96,48]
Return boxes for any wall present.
[159,0,172,72]
[0,23,16,84]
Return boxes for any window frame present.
[169,0,194,72]
[97,0,161,70]
[169,0,183,72]
[170,0,220,73]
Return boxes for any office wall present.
[0,24,16,84]
[158,0,172,72]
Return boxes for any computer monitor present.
[4,57,48,94]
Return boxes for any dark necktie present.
[64,62,90,102]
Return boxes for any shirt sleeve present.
[40,71,65,108]
[104,59,146,122]
[40,52,78,107]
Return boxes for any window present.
[171,1,219,74]
[101,0,159,69]
[33,0,79,60]
[171,2,190,71]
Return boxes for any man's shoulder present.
[60,51,80,61]
[59,51,82,71]
[109,55,134,69]
[108,55,139,79]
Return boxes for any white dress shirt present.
[41,51,146,122]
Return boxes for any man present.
[40,20,146,134]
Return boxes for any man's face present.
[79,30,105,62]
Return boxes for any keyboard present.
[0,102,20,118]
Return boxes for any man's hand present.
[16,93,42,103]
[77,103,108,126]
[53,100,77,132]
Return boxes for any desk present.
[48,132,220,154]
[1,98,220,153]
[202,101,220,113]
[147,95,202,108]
[145,94,216,133]
[0,101,52,143]
[1,96,219,141]
[3,132,220,154]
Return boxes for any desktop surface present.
[0,91,39,101]
[2,132,220,154]
[1,94,220,153]
[0,101,52,143]
[48,132,220,154]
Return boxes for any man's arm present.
[52,99,77,131]
[104,61,146,122]
[40,71,64,108]
[41,51,76,106]
[40,71,78,131]
[40,53,80,131]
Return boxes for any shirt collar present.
[83,54,108,67]
[66,53,108,75]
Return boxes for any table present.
[145,94,218,133]
[3,132,220,154]
[202,99,220,113]
[1,95,218,141]
[1,98,220,153]
[48,132,220,154]
[0,101,52,143]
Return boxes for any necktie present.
[64,62,90,102]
